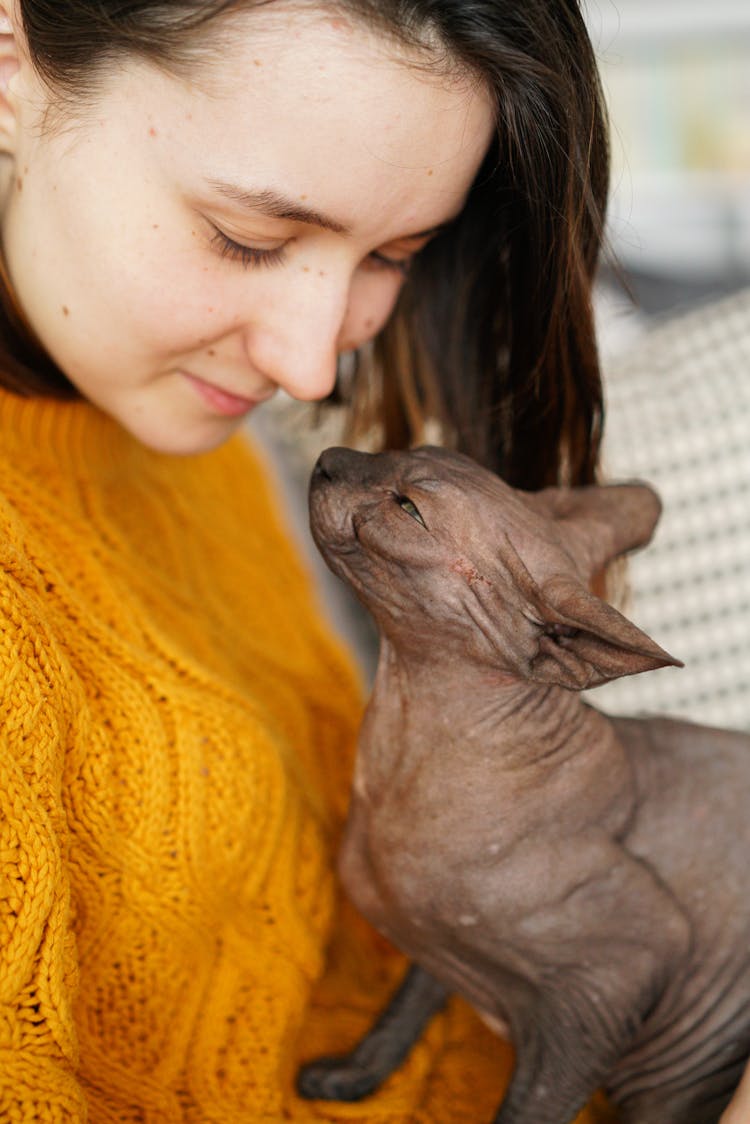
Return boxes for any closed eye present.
[367,251,413,277]
[397,495,427,528]
[209,224,287,269]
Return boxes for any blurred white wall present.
[584,0,750,311]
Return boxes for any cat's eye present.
[397,496,427,528]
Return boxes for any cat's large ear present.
[526,483,662,580]
[530,575,682,690]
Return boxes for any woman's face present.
[0,4,493,454]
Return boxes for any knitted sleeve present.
[0,566,87,1122]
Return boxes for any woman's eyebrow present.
[207,180,452,241]
[208,181,351,234]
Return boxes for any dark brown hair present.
[5,0,609,488]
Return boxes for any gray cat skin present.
[298,445,750,1124]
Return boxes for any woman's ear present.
[0,4,23,156]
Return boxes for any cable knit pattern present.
[0,389,606,1123]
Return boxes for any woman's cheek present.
[338,270,405,352]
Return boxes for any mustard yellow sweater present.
[0,390,604,1123]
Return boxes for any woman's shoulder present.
[0,478,50,594]
[0,471,79,699]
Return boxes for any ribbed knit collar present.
[0,386,156,480]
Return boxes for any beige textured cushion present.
[590,287,750,732]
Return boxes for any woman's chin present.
[115,407,249,457]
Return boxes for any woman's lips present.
[181,371,265,417]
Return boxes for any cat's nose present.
[313,446,374,485]
[311,457,333,483]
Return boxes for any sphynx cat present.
[297,445,750,1124]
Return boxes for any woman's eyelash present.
[209,226,413,275]
[368,251,412,277]
[210,227,287,269]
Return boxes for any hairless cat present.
[297,445,750,1124]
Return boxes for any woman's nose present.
[243,284,346,402]
[271,342,339,402]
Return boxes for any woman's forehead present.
[98,3,494,241]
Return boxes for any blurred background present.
[579,0,750,729]
[584,0,750,352]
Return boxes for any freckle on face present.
[16,177,22,192]
[62,306,69,316]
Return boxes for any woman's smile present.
[180,370,276,418]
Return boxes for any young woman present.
[0,1,618,1120]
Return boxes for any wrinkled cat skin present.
[298,446,750,1124]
